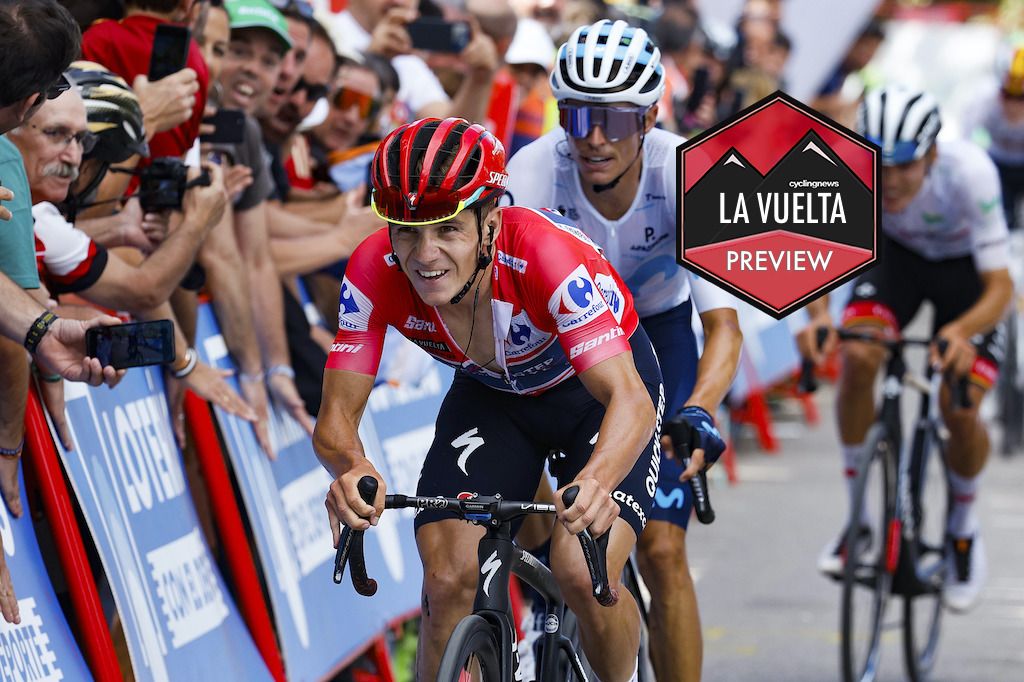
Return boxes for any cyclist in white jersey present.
[799,85,1013,612]
[508,19,743,682]
[962,46,1024,228]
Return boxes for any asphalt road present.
[689,383,1024,682]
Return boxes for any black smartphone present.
[148,24,191,82]
[685,66,711,114]
[86,320,176,370]
[406,18,471,54]
[200,108,246,144]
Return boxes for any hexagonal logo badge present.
[678,91,880,319]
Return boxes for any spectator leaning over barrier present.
[199,0,315,452]
[325,0,499,125]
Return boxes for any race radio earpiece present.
[477,224,495,269]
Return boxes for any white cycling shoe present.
[944,532,987,613]
[817,525,872,578]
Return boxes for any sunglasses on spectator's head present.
[269,0,314,19]
[333,88,381,120]
[45,74,71,100]
[557,103,648,142]
[293,77,328,102]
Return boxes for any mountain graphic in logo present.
[683,148,764,249]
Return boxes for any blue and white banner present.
[0,468,90,682]
[196,305,448,680]
[59,371,271,682]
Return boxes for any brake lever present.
[665,419,715,525]
[562,486,618,607]
[332,476,379,596]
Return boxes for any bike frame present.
[471,520,589,681]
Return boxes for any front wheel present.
[841,424,897,682]
[902,425,950,682]
[437,614,503,682]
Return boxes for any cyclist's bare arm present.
[688,307,742,412]
[934,267,1013,373]
[565,352,656,536]
[797,295,838,364]
[314,369,384,540]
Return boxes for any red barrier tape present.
[184,392,287,681]
[22,387,122,681]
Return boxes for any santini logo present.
[569,327,624,359]
[404,315,436,332]
[330,342,364,354]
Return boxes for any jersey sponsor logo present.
[568,326,624,359]
[555,205,580,222]
[496,250,528,273]
[452,427,485,475]
[644,193,666,201]
[537,209,602,252]
[594,273,625,323]
[550,266,607,329]
[510,357,555,377]
[404,315,436,332]
[337,279,373,332]
[330,342,365,354]
[409,337,451,353]
[612,490,647,529]
[505,311,551,357]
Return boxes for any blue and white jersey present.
[508,127,714,318]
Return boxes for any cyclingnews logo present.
[677,91,880,318]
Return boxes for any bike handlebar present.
[798,327,972,408]
[663,419,715,525]
[333,478,617,607]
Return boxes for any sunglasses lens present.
[335,89,379,119]
[46,75,71,100]
[558,106,644,142]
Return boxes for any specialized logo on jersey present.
[549,265,607,330]
[452,427,485,476]
[338,279,373,331]
[505,310,551,358]
[594,273,625,323]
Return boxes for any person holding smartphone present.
[325,0,498,126]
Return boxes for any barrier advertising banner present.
[59,372,271,682]
[0,468,90,682]
[195,305,442,680]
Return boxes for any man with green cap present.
[202,0,317,453]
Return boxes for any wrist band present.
[172,348,198,379]
[24,311,58,354]
[239,370,265,383]
[31,363,63,383]
[0,439,24,459]
[267,364,295,380]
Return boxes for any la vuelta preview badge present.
[677,91,880,319]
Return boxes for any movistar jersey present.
[506,127,692,317]
[326,207,640,395]
[883,139,1008,271]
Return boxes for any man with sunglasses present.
[507,20,743,682]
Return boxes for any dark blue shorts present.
[414,326,665,541]
[641,299,701,530]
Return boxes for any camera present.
[139,157,189,212]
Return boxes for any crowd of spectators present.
[0,0,887,665]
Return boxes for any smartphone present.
[148,24,191,82]
[685,66,711,114]
[86,320,176,370]
[406,18,471,54]
[200,108,245,144]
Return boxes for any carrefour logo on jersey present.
[505,310,551,357]
[678,91,879,319]
[338,279,373,331]
[594,273,624,324]
[549,265,607,330]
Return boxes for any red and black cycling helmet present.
[371,117,508,225]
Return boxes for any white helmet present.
[857,85,941,165]
[551,19,665,107]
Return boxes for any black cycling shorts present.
[413,326,665,541]
[843,236,1004,389]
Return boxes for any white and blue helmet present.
[857,85,941,166]
[551,19,665,107]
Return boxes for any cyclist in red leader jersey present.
[314,117,664,682]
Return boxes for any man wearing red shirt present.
[81,0,210,159]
